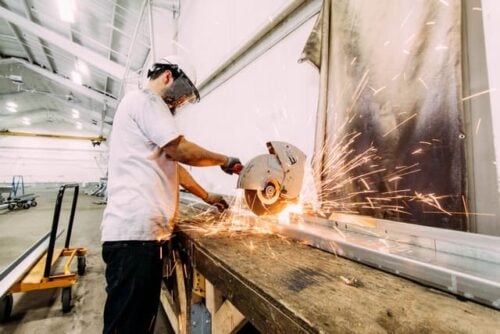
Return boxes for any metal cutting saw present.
[236,141,306,216]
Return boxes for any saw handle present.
[231,163,244,175]
[221,157,243,175]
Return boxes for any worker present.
[100,55,241,334]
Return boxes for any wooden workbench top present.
[176,208,500,333]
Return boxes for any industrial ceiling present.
[0,0,177,137]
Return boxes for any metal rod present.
[0,232,51,297]
[0,209,64,295]
[105,0,118,94]
[118,0,148,98]
[64,186,79,248]
[313,0,330,193]
[43,186,66,278]
[148,0,156,63]
[0,130,106,143]
[43,184,80,278]
[198,0,321,98]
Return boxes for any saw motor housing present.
[237,141,306,216]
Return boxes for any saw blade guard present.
[237,141,306,215]
[236,154,284,191]
[265,141,306,200]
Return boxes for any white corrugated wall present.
[173,1,319,195]
[0,135,107,183]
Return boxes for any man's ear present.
[163,70,173,85]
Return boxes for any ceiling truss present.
[0,5,126,79]
[0,58,118,109]
[20,0,54,72]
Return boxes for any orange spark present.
[412,148,423,155]
[383,113,417,137]
[462,195,469,220]
[462,89,496,101]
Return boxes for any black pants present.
[102,241,164,334]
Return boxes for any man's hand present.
[221,157,242,175]
[204,193,229,212]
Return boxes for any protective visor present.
[163,72,200,108]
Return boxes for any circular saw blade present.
[244,189,286,216]
[255,179,281,205]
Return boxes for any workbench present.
[162,202,500,333]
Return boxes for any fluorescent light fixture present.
[71,71,82,85]
[6,101,17,108]
[72,108,80,118]
[57,0,76,23]
[7,74,23,84]
[7,106,18,113]
[76,122,83,130]
[22,117,31,125]
[75,60,89,76]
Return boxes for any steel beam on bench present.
[179,196,500,310]
[280,213,500,310]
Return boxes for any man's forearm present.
[178,165,208,200]
[163,136,227,167]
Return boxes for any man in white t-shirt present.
[101,56,241,334]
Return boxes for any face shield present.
[163,71,200,110]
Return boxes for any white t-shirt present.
[101,89,181,242]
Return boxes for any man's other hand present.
[221,157,242,175]
[204,193,229,212]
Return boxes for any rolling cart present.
[0,184,87,321]
[0,186,12,210]
[5,175,38,211]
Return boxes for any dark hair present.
[147,63,182,80]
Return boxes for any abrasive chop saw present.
[236,142,306,216]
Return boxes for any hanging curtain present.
[301,0,466,230]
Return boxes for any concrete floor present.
[0,186,170,333]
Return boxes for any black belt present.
[103,240,167,247]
